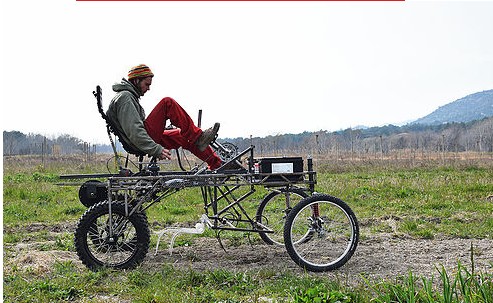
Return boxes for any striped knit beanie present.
[128,64,154,80]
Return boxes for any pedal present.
[211,141,238,162]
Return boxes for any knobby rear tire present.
[74,201,150,271]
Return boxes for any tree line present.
[2,131,112,156]
[3,117,493,157]
[226,117,493,158]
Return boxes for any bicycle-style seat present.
[93,85,147,159]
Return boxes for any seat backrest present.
[93,85,146,158]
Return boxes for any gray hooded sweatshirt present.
[106,78,163,158]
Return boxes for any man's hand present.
[159,148,172,160]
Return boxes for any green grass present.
[5,164,492,240]
[4,259,492,302]
[316,167,493,239]
[3,171,84,224]
[361,264,493,303]
[3,155,493,302]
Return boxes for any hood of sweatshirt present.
[112,78,141,99]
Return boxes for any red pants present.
[144,97,222,169]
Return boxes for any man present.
[106,64,223,170]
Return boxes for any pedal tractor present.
[61,86,359,272]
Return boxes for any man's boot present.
[195,122,220,151]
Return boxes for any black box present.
[258,157,304,183]
[259,157,303,174]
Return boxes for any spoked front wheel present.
[74,201,150,270]
[256,188,308,245]
[283,194,359,272]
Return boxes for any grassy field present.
[3,154,493,302]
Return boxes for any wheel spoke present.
[75,201,150,270]
[257,188,308,245]
[284,194,359,272]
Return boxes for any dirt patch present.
[5,222,493,283]
[146,235,493,283]
[5,250,84,276]
[4,221,76,234]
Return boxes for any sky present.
[1,0,493,145]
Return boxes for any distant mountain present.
[412,89,493,125]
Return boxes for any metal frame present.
[68,85,359,272]
[64,145,316,239]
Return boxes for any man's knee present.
[160,97,177,106]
